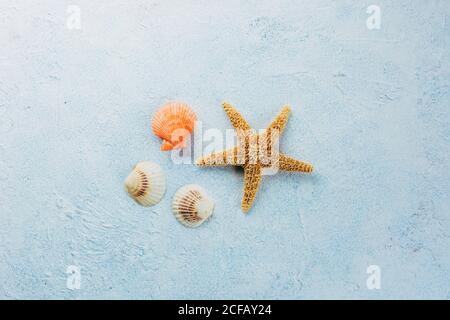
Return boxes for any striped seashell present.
[124,161,166,207]
[151,102,197,151]
[172,184,214,228]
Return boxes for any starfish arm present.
[278,154,314,173]
[267,105,291,135]
[223,102,252,131]
[242,165,262,213]
[197,147,242,167]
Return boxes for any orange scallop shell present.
[151,102,197,151]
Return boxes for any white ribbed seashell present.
[172,184,215,228]
[124,161,166,207]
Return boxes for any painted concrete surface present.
[0,0,449,299]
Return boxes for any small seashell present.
[124,161,166,207]
[151,102,197,151]
[172,184,215,228]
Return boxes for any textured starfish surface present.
[197,102,314,213]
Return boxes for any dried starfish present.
[197,102,314,213]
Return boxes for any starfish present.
[197,102,314,213]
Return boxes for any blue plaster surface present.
[1,0,450,300]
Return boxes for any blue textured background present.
[1,0,450,299]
